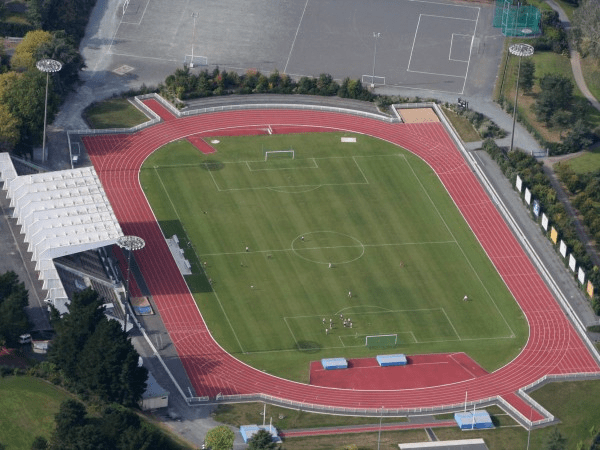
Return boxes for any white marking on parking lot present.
[284,0,310,74]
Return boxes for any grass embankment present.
[83,98,149,129]
[496,39,600,144]
[279,380,600,450]
[141,133,527,381]
[441,107,481,142]
[0,376,72,449]
[213,402,407,429]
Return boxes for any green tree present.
[0,271,30,347]
[0,103,21,151]
[247,429,277,450]
[30,436,48,450]
[205,426,235,450]
[10,30,53,71]
[36,31,84,93]
[534,74,574,126]
[518,58,535,94]
[545,428,567,450]
[573,0,600,58]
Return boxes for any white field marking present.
[352,156,370,184]
[283,317,300,347]
[199,240,455,258]
[441,307,461,340]
[206,166,222,192]
[407,14,422,72]
[385,82,465,95]
[407,0,480,9]
[154,168,245,352]
[448,353,477,378]
[267,185,322,194]
[106,51,180,63]
[210,181,369,193]
[402,156,516,337]
[461,7,480,95]
[122,0,151,26]
[286,308,445,320]
[284,0,310,73]
[449,34,472,62]
[244,159,318,172]
[338,336,346,347]
[406,69,466,78]
[421,13,477,21]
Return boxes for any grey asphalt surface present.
[6,0,598,447]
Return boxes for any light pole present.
[371,32,381,88]
[117,235,146,302]
[36,59,62,163]
[377,406,383,450]
[190,12,199,67]
[508,43,534,153]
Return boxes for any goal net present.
[366,334,398,349]
[265,149,295,161]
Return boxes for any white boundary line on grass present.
[402,155,516,338]
[154,167,246,353]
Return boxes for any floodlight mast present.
[508,43,534,153]
[36,59,62,163]
[117,235,146,302]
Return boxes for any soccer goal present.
[265,149,295,161]
[366,334,398,349]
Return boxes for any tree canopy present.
[0,271,30,347]
[49,288,147,406]
[573,0,600,58]
[205,426,235,450]
[247,429,277,450]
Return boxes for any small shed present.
[31,340,51,354]
[377,354,407,366]
[140,371,169,410]
[321,357,348,370]
[239,424,282,444]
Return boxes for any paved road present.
[545,0,600,113]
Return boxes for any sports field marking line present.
[154,168,245,353]
[284,0,309,73]
[287,308,444,320]
[122,0,150,26]
[407,0,480,10]
[420,13,477,22]
[402,155,516,338]
[461,6,480,94]
[441,307,461,340]
[199,240,456,258]
[283,317,301,348]
[352,156,370,184]
[105,51,181,63]
[205,166,222,192]
[448,353,478,378]
[449,34,472,62]
[244,159,318,172]
[407,14,422,72]
[209,181,369,193]
[406,69,466,79]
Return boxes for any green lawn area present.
[581,55,600,104]
[0,376,72,449]
[83,98,149,129]
[141,132,527,381]
[442,107,481,143]
[497,41,600,144]
[561,148,600,174]
[213,402,407,430]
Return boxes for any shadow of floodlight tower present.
[117,235,146,303]
[508,43,534,153]
[36,59,62,163]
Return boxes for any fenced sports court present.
[493,0,541,37]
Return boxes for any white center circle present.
[291,231,365,265]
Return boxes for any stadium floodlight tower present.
[117,235,146,302]
[36,58,62,163]
[371,32,381,88]
[508,43,534,153]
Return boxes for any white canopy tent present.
[0,153,123,315]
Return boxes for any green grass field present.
[140,132,527,381]
[0,376,72,449]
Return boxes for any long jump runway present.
[82,105,600,419]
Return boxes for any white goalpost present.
[264,149,295,161]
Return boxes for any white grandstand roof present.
[0,156,123,315]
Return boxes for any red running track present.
[83,107,600,418]
[309,353,488,390]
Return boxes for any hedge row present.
[482,138,600,314]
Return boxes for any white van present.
[19,333,32,344]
